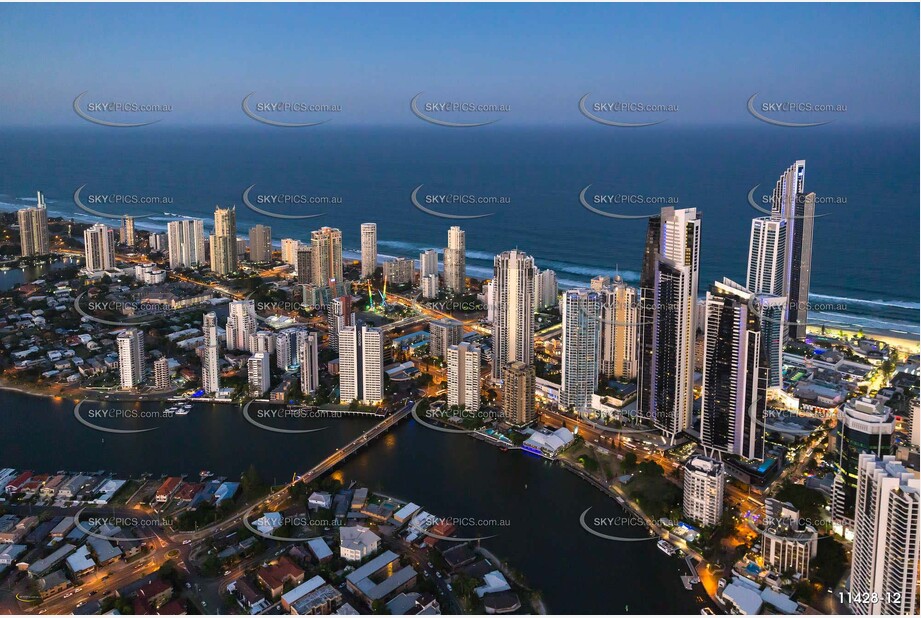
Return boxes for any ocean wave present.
[809,293,919,311]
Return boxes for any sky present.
[0,3,918,127]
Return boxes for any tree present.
[622,452,638,473]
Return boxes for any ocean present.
[0,124,917,335]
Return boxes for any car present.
[447,584,453,591]
[427,562,434,568]
[182,539,192,545]
[63,592,74,598]
[186,583,192,589]
[224,570,231,576]
[201,602,207,607]
[436,572,442,579]
[700,608,714,615]
[89,591,97,596]
[75,588,83,592]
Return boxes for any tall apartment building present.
[248,224,273,263]
[167,219,206,269]
[383,257,414,285]
[849,454,920,615]
[296,245,313,285]
[84,223,116,273]
[298,331,320,395]
[247,352,271,397]
[422,274,439,299]
[210,205,238,275]
[17,192,49,257]
[833,397,896,526]
[274,329,298,371]
[761,498,818,579]
[281,238,301,266]
[152,357,170,391]
[419,249,438,279]
[444,226,466,293]
[447,342,481,412]
[560,289,601,415]
[117,328,145,388]
[201,311,221,395]
[599,276,639,381]
[492,250,535,379]
[700,279,767,461]
[533,269,558,310]
[638,207,701,442]
[429,318,463,359]
[149,232,168,253]
[682,455,725,527]
[327,296,352,351]
[311,227,343,287]
[360,223,377,278]
[339,325,384,404]
[226,300,257,352]
[502,361,535,427]
[120,215,136,247]
[770,161,815,340]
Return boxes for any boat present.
[175,408,189,416]
[657,539,678,556]
[200,470,213,478]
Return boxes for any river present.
[2,390,703,614]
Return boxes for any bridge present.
[171,401,416,542]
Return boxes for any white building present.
[761,498,818,578]
[560,289,601,415]
[84,223,116,272]
[226,300,257,352]
[18,191,49,257]
[117,328,145,388]
[310,227,343,288]
[210,205,238,275]
[360,223,377,278]
[298,331,320,395]
[492,249,535,379]
[339,526,380,562]
[275,329,297,371]
[421,273,438,299]
[247,352,271,397]
[447,342,481,412]
[167,219,205,269]
[280,238,301,267]
[444,226,466,293]
[429,318,463,359]
[747,217,786,297]
[682,455,724,527]
[849,454,920,615]
[152,357,170,391]
[339,325,384,405]
[201,311,221,394]
[419,249,438,279]
[533,268,558,310]
[383,257,413,285]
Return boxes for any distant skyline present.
[0,3,917,127]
